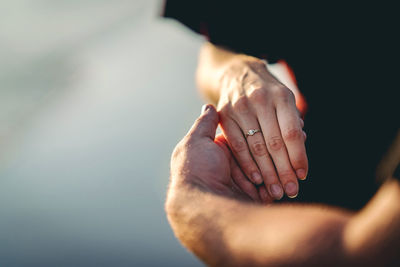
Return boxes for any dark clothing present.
[164,1,399,210]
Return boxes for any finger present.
[275,93,308,180]
[257,107,299,198]
[230,177,245,195]
[258,185,273,204]
[234,112,283,200]
[187,104,219,140]
[230,158,261,202]
[216,134,261,202]
[215,134,232,159]
[219,116,263,185]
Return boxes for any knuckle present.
[218,102,230,114]
[217,103,232,119]
[267,136,284,151]
[278,169,296,180]
[231,96,249,114]
[272,85,288,96]
[262,171,278,183]
[248,88,268,104]
[241,162,256,173]
[230,139,248,153]
[274,86,295,101]
[251,141,268,157]
[287,88,295,100]
[282,128,303,142]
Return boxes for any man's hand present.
[217,56,307,199]
[170,104,272,203]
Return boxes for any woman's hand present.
[216,57,307,199]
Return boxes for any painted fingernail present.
[270,184,283,200]
[201,104,208,114]
[285,182,298,198]
[251,172,263,185]
[296,169,307,180]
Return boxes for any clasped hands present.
[172,59,308,203]
[171,103,306,204]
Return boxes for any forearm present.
[165,178,248,266]
[343,179,400,266]
[167,176,400,266]
[166,176,352,267]
[196,42,266,104]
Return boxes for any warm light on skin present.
[343,179,400,265]
[196,42,309,200]
[271,60,308,116]
[167,105,400,267]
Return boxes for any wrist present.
[222,55,266,80]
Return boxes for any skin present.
[166,105,400,267]
[196,42,307,200]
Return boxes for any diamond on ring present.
[246,129,261,137]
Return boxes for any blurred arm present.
[196,42,264,104]
[166,178,400,267]
[343,178,400,265]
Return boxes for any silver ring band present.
[245,129,261,138]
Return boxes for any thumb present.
[187,104,219,140]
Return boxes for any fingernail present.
[285,182,298,198]
[270,184,283,200]
[251,172,263,185]
[201,104,208,114]
[296,168,307,180]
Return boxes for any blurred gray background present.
[0,0,204,266]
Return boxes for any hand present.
[170,104,273,203]
[217,57,307,199]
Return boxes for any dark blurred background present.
[0,0,204,266]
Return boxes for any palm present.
[182,135,260,201]
[171,106,271,203]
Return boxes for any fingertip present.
[296,168,307,180]
[284,182,298,198]
[201,104,216,115]
[200,104,218,128]
[201,104,208,114]
[251,172,263,185]
[258,186,273,204]
[189,104,218,139]
[269,183,284,200]
[259,186,268,203]
[231,163,261,203]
